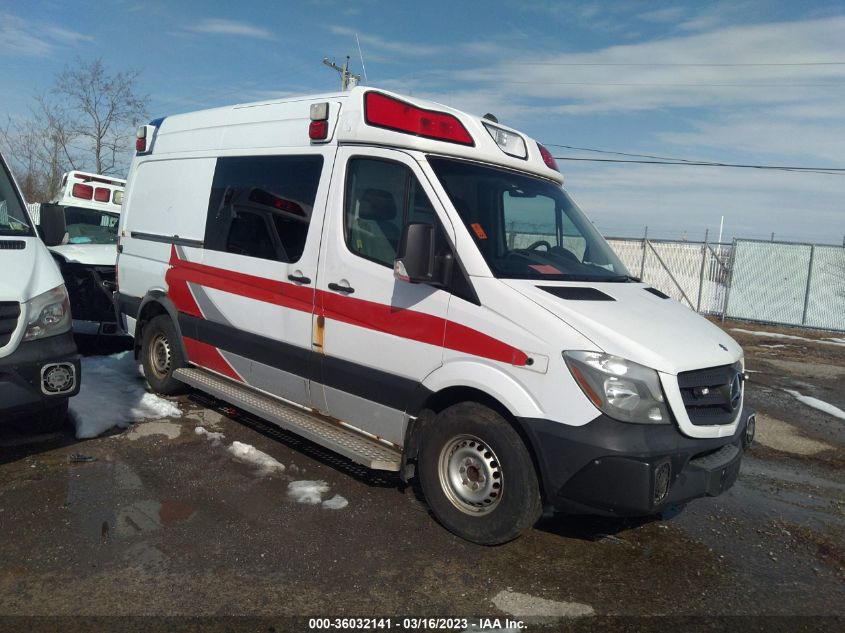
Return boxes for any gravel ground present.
[0,325,842,632]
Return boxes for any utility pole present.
[323,56,360,91]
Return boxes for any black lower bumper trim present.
[519,409,752,517]
[0,331,80,420]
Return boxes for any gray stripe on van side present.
[219,349,310,408]
[188,282,229,325]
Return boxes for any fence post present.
[696,229,708,313]
[639,226,648,279]
[801,245,816,326]
[721,238,737,323]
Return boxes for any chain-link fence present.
[510,230,845,332]
[725,240,845,331]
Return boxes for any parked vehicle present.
[0,152,81,431]
[30,171,125,336]
[116,87,755,544]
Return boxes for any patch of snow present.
[491,590,594,621]
[322,494,348,510]
[784,390,845,421]
[195,426,225,444]
[759,344,788,349]
[227,441,286,475]
[70,352,181,439]
[288,480,329,505]
[731,328,845,347]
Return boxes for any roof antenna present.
[355,33,368,84]
[323,56,361,91]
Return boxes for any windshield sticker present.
[529,264,562,275]
[470,223,488,240]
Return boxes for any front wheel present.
[418,402,542,545]
[140,315,186,395]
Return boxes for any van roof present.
[147,87,564,184]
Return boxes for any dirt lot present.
[0,322,843,631]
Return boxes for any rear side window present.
[204,155,323,263]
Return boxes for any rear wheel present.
[141,315,186,395]
[418,402,542,545]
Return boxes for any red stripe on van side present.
[183,336,242,381]
[166,246,528,367]
[166,245,315,313]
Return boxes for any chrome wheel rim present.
[438,434,503,515]
[149,333,172,378]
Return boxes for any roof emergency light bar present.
[364,91,474,146]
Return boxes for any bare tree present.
[53,58,148,175]
[1,59,148,200]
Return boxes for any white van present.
[116,87,754,544]
[0,152,80,431]
[37,171,125,335]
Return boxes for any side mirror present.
[394,222,436,284]
[38,204,68,247]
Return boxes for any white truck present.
[0,152,80,431]
[31,171,125,335]
[116,87,755,544]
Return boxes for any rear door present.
[173,151,331,405]
[313,146,455,446]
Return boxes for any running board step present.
[173,367,402,471]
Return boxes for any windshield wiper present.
[592,274,640,282]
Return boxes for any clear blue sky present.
[2,0,844,244]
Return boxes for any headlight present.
[563,351,671,424]
[23,285,72,341]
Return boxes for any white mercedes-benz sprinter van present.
[116,88,754,544]
[1,151,80,431]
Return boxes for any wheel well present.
[134,301,170,358]
[406,386,546,499]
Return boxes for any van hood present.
[503,279,742,375]
[49,243,117,266]
[0,237,64,302]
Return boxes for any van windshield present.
[64,206,119,244]
[428,157,630,282]
[0,161,34,236]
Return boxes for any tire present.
[16,400,69,434]
[418,402,542,545]
[140,315,187,395]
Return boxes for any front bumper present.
[0,331,81,420]
[520,407,753,516]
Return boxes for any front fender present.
[421,359,544,419]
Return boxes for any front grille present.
[0,301,21,348]
[0,240,26,250]
[678,363,743,426]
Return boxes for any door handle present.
[328,282,355,294]
[287,274,311,285]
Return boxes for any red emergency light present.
[537,142,559,172]
[72,183,94,200]
[364,92,473,146]
[94,187,110,202]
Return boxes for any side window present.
[345,158,449,267]
[204,154,323,262]
[226,211,276,260]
